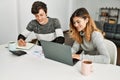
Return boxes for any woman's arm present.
[81,31,110,64]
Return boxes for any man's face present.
[34,9,47,25]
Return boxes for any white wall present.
[71,0,120,23]
[0,0,18,44]
[45,0,70,31]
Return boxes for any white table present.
[0,44,120,80]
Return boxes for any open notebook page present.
[16,43,34,50]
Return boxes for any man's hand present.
[18,39,26,46]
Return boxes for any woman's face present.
[73,16,88,32]
[34,9,48,25]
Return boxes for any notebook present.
[16,43,34,50]
[40,40,74,66]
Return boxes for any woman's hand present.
[18,39,26,46]
[72,53,80,60]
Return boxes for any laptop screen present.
[40,40,74,66]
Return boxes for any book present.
[16,43,35,50]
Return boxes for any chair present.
[104,39,117,65]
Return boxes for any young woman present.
[69,8,110,64]
[18,1,64,46]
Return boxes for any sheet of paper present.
[16,43,34,50]
[27,45,45,58]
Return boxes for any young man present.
[18,1,64,46]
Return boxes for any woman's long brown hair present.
[69,8,103,44]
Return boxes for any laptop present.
[40,40,74,66]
